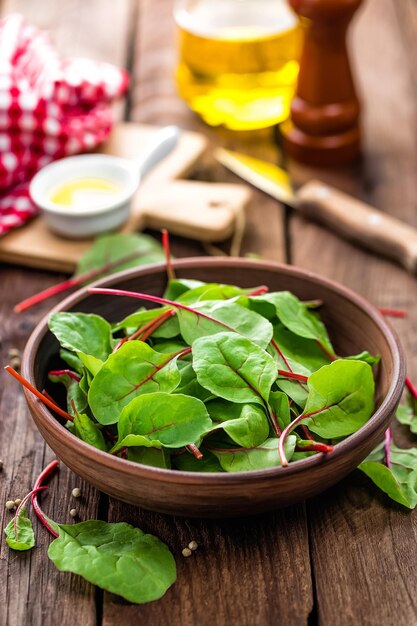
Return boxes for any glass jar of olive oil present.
[174,0,302,130]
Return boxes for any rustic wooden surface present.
[0,0,416,624]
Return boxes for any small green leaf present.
[174,450,223,472]
[113,392,212,451]
[74,413,107,451]
[49,312,112,361]
[48,371,87,417]
[163,278,205,300]
[75,233,165,278]
[359,443,417,509]
[88,342,182,425]
[4,507,35,551]
[210,436,297,472]
[192,332,277,405]
[344,351,381,366]
[127,447,171,469]
[207,399,269,447]
[269,391,291,432]
[177,283,248,305]
[302,360,375,438]
[396,404,417,434]
[48,521,176,603]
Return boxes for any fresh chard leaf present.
[88,342,183,425]
[206,399,269,447]
[302,360,375,438]
[49,312,113,362]
[174,449,223,472]
[192,332,277,406]
[75,233,165,278]
[276,379,308,410]
[209,436,297,472]
[177,283,249,305]
[112,392,212,452]
[73,413,107,451]
[127,446,171,469]
[163,278,205,300]
[271,323,330,373]
[268,391,292,432]
[396,404,417,434]
[48,372,87,417]
[4,506,35,551]
[359,442,417,509]
[344,351,381,366]
[48,521,176,603]
[112,307,169,335]
[77,353,103,377]
[173,300,272,349]
[251,292,334,353]
[59,348,83,374]
[173,362,213,402]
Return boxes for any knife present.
[216,148,417,274]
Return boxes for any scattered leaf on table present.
[4,507,35,551]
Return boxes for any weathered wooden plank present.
[0,2,134,625]
[289,0,417,624]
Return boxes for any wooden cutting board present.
[0,123,251,272]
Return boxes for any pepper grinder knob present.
[282,0,363,167]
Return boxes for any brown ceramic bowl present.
[22,258,405,517]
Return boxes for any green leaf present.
[271,323,330,373]
[112,307,168,334]
[49,312,112,362]
[396,404,417,434]
[75,233,165,278]
[74,413,107,451]
[4,507,35,551]
[209,436,297,472]
[359,443,417,509]
[127,447,171,469]
[77,353,103,377]
[207,399,269,447]
[177,283,249,305]
[48,521,176,603]
[48,372,87,417]
[163,278,205,300]
[268,391,291,432]
[112,392,212,451]
[59,348,83,374]
[344,351,381,366]
[177,301,273,349]
[174,450,223,472]
[88,342,182,425]
[302,360,375,438]
[192,332,277,405]
[173,362,213,402]
[251,292,334,352]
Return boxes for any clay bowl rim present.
[22,256,406,486]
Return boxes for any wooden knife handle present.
[297,180,417,273]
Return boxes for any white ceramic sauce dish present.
[29,126,179,239]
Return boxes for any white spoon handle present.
[137,126,180,180]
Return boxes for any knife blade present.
[216,148,417,274]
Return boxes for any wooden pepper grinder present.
[282,0,362,167]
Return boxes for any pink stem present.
[186,444,203,460]
[247,286,269,296]
[113,309,176,353]
[278,405,334,467]
[5,366,74,422]
[384,428,392,469]
[31,460,60,538]
[88,288,236,331]
[379,308,407,318]
[14,250,146,313]
[48,369,81,382]
[316,340,336,362]
[295,441,334,454]
[162,229,175,281]
[13,486,47,540]
[277,369,308,383]
[405,376,417,400]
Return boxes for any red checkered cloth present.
[0,14,129,236]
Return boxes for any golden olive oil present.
[50,178,121,208]
[175,1,302,130]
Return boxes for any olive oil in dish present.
[49,178,121,209]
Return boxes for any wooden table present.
[1,1,417,624]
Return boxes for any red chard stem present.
[186,444,203,460]
[279,405,334,466]
[5,366,74,422]
[14,250,146,313]
[13,486,47,539]
[384,427,392,468]
[31,460,60,538]
[406,376,417,400]
[379,308,407,318]
[48,369,81,382]
[277,369,308,383]
[162,229,175,281]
